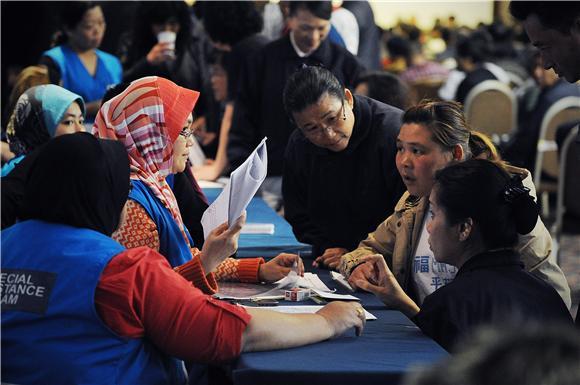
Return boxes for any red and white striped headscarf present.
[93,76,200,236]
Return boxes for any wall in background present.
[369,1,494,30]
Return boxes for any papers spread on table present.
[245,305,377,320]
[215,271,361,302]
[274,271,332,293]
[241,223,275,234]
[215,272,331,301]
[200,138,268,239]
[215,282,283,301]
[330,271,355,292]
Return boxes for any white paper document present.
[330,271,355,292]
[246,305,377,320]
[201,138,268,239]
[310,289,359,301]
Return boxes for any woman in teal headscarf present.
[1,84,85,176]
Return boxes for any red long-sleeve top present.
[94,246,251,363]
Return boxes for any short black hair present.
[289,1,332,20]
[283,65,344,118]
[386,36,412,63]
[456,30,493,63]
[509,1,580,34]
[405,323,580,385]
[59,1,101,30]
[355,72,410,110]
[201,1,263,46]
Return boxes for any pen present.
[292,252,300,275]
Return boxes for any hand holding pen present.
[258,253,304,282]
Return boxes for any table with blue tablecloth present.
[203,188,311,258]
[225,266,447,385]
[231,308,446,385]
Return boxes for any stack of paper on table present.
[215,272,359,302]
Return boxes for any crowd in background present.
[1,1,580,384]
[2,1,579,182]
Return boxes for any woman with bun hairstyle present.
[339,101,571,309]
[352,159,573,351]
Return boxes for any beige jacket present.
[339,168,572,309]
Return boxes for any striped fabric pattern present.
[92,76,199,242]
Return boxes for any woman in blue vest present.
[1,132,365,384]
[40,2,122,121]
[1,84,85,177]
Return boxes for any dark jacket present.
[226,33,270,103]
[229,35,365,176]
[342,1,381,70]
[283,95,405,256]
[413,249,573,352]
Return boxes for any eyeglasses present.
[179,128,195,139]
[299,102,347,138]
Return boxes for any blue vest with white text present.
[1,220,185,385]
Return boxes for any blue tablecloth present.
[231,309,447,385]
[203,188,311,258]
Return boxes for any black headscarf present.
[22,132,130,236]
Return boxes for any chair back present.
[464,80,516,142]
[553,125,580,239]
[533,97,580,185]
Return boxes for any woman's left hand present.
[258,253,304,282]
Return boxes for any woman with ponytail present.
[338,100,571,310]
[351,159,572,351]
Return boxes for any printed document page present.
[201,138,268,239]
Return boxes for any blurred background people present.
[194,1,268,181]
[40,1,121,121]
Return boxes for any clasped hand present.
[348,254,420,317]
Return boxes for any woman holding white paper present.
[1,133,365,384]
[93,76,303,294]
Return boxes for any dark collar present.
[456,249,524,277]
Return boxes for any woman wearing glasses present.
[93,76,303,294]
[282,65,405,268]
